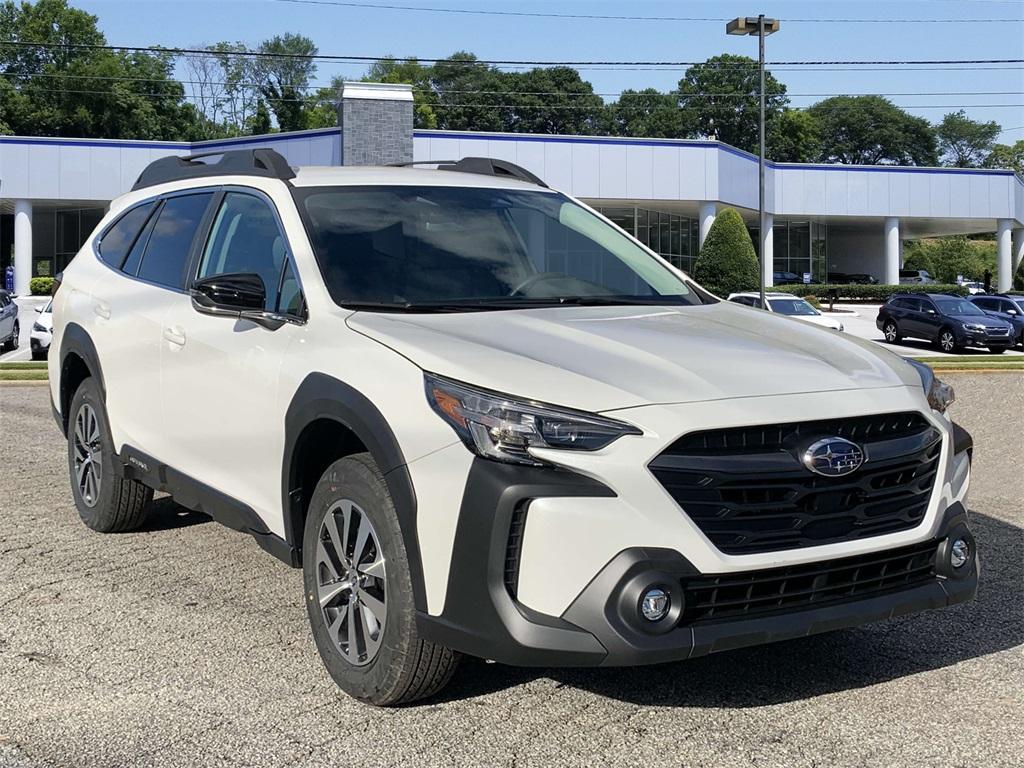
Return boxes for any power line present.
[2,40,1022,68]
[269,0,1024,23]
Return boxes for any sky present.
[74,0,1024,141]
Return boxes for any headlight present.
[908,359,955,413]
[424,373,641,465]
[32,322,47,333]
[963,323,986,332]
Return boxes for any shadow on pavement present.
[135,496,211,532]
[439,511,1023,707]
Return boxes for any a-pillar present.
[698,202,716,249]
[996,219,1013,292]
[761,213,774,288]
[13,200,33,297]
[884,217,900,286]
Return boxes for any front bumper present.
[417,426,977,668]
[961,329,1012,348]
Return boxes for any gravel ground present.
[0,378,1022,768]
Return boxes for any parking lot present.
[0,377,1021,768]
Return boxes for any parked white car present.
[961,281,986,296]
[30,299,53,360]
[49,150,978,706]
[728,291,845,331]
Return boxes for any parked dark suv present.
[969,294,1024,348]
[876,293,1015,353]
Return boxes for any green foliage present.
[808,96,938,166]
[677,55,788,154]
[936,110,1000,168]
[692,208,760,297]
[768,109,821,163]
[247,99,272,135]
[984,140,1024,176]
[902,237,996,283]
[776,283,969,301]
[364,59,437,128]
[255,33,317,132]
[608,88,681,138]
[29,277,54,295]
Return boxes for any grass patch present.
[0,362,48,370]
[0,370,49,381]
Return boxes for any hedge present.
[692,208,760,297]
[774,283,969,301]
[29,277,55,296]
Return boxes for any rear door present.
[90,193,215,455]
[159,188,306,529]
[0,292,13,340]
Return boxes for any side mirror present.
[926,309,937,315]
[35,307,43,314]
[191,273,266,312]
[1008,309,1019,316]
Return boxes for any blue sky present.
[76,0,1024,141]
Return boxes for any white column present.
[1010,228,1024,281]
[698,202,716,249]
[996,219,1013,292]
[884,217,900,285]
[761,213,774,288]
[13,200,33,297]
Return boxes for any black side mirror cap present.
[191,272,266,312]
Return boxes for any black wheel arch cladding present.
[56,323,106,436]
[283,372,426,611]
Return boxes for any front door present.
[159,190,306,534]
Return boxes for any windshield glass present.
[769,298,819,316]
[297,186,704,310]
[935,298,985,316]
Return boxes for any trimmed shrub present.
[29,277,55,296]
[692,207,760,297]
[775,283,969,301]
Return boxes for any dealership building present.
[2,81,1023,296]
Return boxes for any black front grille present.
[503,503,528,598]
[682,540,938,625]
[650,412,941,555]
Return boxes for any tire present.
[2,322,18,352]
[936,328,960,354]
[67,377,153,532]
[303,453,460,706]
[31,348,47,361]
[988,347,1006,354]
[882,320,902,344]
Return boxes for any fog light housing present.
[641,588,670,622]
[950,538,970,570]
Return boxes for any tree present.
[984,140,1024,175]
[255,33,317,132]
[364,58,437,128]
[691,207,760,296]
[808,96,938,166]
[247,99,272,135]
[677,54,788,153]
[430,52,510,132]
[503,67,605,135]
[936,110,1000,167]
[902,237,996,283]
[608,89,681,138]
[768,109,821,162]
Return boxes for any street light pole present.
[727,14,779,311]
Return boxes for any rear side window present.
[136,193,213,289]
[98,202,156,268]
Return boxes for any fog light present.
[950,538,970,569]
[641,587,670,622]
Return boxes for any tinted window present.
[935,298,984,316]
[278,259,304,316]
[122,206,159,276]
[198,193,286,310]
[299,186,701,309]
[99,203,155,268]
[1000,300,1018,314]
[137,194,213,289]
[973,298,995,310]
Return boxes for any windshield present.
[769,298,819,316]
[935,298,985,316]
[296,186,704,310]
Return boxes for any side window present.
[197,192,288,311]
[98,202,156,269]
[919,299,936,314]
[136,193,214,289]
[277,258,305,317]
[1000,300,1016,314]
[121,204,160,276]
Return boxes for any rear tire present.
[303,453,460,706]
[67,378,153,532]
[882,320,902,344]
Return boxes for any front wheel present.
[936,328,960,353]
[67,378,153,532]
[303,453,460,706]
[2,322,18,352]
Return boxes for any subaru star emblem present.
[802,437,865,477]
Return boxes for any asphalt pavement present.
[0,377,1022,768]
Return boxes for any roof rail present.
[390,157,548,188]
[132,148,296,191]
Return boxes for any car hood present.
[348,302,918,412]
[953,314,1010,327]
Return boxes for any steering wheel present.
[508,272,567,297]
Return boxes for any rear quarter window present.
[98,202,156,269]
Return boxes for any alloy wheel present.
[884,323,898,343]
[315,499,387,667]
[940,332,955,352]
[72,403,102,507]
[10,323,18,350]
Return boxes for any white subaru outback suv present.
[49,149,977,706]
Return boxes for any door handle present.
[93,301,111,320]
[163,326,186,347]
